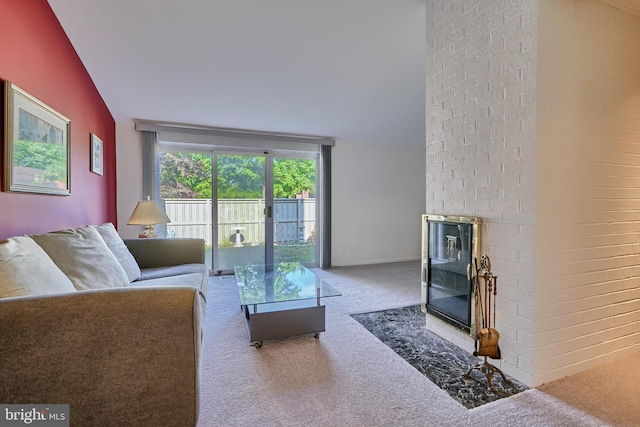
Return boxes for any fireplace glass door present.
[421,215,480,333]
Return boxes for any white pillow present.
[0,236,76,298]
[31,226,129,291]
[93,222,141,282]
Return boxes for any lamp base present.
[138,225,157,238]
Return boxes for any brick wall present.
[426,0,640,387]
[535,0,640,385]
[425,0,538,385]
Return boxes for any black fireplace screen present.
[421,215,480,333]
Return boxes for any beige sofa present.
[0,223,208,426]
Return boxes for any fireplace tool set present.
[464,255,512,392]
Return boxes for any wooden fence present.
[164,198,316,246]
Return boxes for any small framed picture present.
[90,133,103,176]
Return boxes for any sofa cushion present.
[0,236,76,298]
[136,264,206,281]
[93,223,141,282]
[31,226,129,290]
[133,265,208,303]
[132,273,207,294]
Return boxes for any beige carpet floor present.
[197,261,640,426]
[537,351,640,427]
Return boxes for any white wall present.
[331,139,425,266]
[116,120,425,265]
[535,0,640,386]
[116,121,144,239]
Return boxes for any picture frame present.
[90,133,103,176]
[3,81,71,195]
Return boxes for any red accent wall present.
[0,0,117,239]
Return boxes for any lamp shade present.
[127,199,171,226]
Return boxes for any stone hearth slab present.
[351,305,528,409]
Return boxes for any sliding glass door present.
[272,155,317,265]
[215,152,269,271]
[160,148,319,273]
[215,151,318,272]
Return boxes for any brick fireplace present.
[425,0,640,387]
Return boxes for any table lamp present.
[127,197,171,238]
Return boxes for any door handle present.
[267,206,272,218]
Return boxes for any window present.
[137,123,333,271]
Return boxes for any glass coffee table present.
[234,262,341,348]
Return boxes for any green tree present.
[216,155,265,199]
[160,153,316,199]
[160,152,212,198]
[273,159,315,198]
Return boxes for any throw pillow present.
[93,222,141,282]
[0,236,76,298]
[31,226,130,291]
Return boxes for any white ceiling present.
[47,0,426,146]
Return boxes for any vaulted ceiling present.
[47,1,640,148]
[47,0,427,146]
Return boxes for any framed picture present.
[3,81,71,195]
[90,133,103,176]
